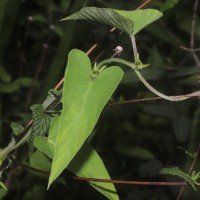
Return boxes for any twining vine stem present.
[97,36,200,102]
[129,34,200,102]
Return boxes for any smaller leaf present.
[10,122,24,136]
[30,104,54,149]
[160,167,197,190]
[62,7,134,35]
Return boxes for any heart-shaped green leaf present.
[48,49,123,190]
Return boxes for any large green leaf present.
[62,7,134,35]
[114,9,163,34]
[35,116,119,200]
[48,49,123,188]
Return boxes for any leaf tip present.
[47,177,54,190]
[60,17,67,21]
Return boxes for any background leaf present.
[0,77,39,93]
[62,7,134,35]
[114,145,155,160]
[10,122,24,136]
[160,167,197,190]
[30,104,54,149]
[160,0,180,12]
[48,49,123,188]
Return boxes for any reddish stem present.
[73,176,193,186]
[14,159,200,187]
[109,92,200,106]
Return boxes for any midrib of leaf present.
[49,80,95,187]
[72,81,93,142]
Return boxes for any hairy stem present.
[130,34,191,101]
[96,46,197,102]
[130,35,138,61]
[134,70,190,101]
[97,57,136,69]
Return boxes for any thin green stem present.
[134,70,190,101]
[130,34,138,61]
[130,34,191,102]
[97,57,137,70]
[96,42,194,102]
[1,127,32,160]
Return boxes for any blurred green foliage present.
[0,0,200,199]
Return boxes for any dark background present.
[0,0,200,199]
